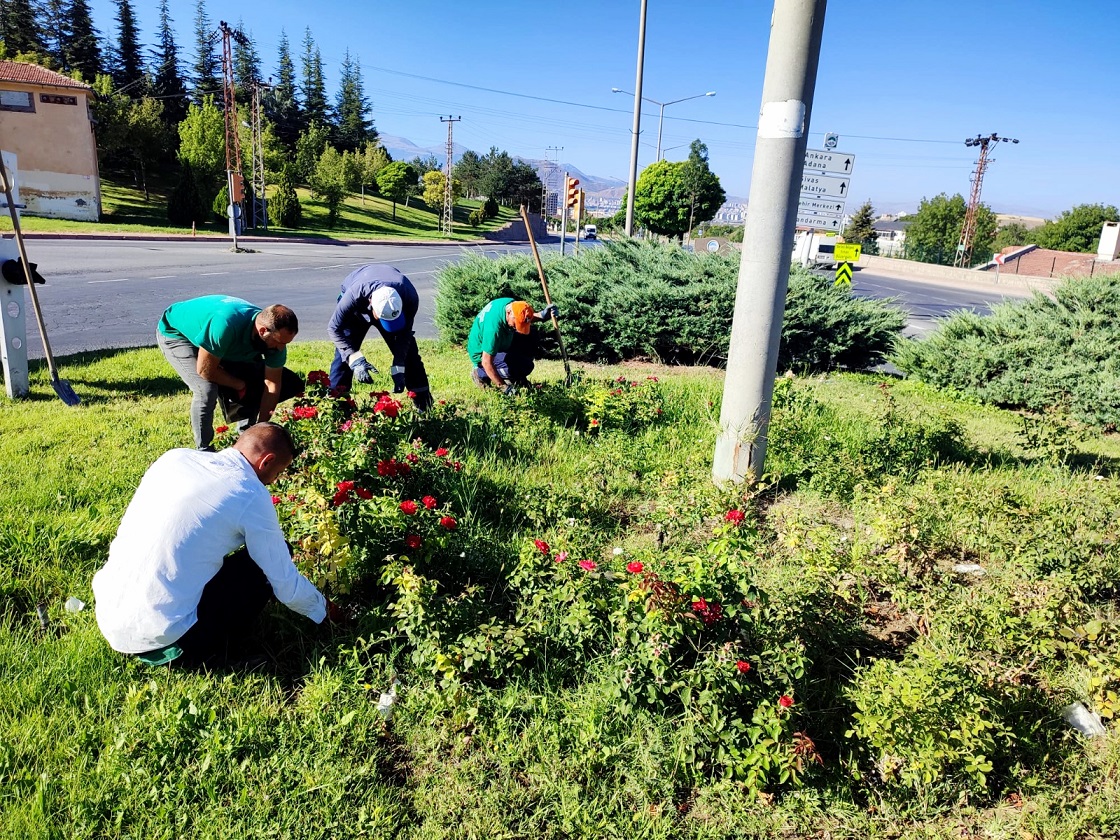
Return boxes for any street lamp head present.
[611,88,625,93]
[705,91,716,97]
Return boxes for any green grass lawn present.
[1,174,519,241]
[3,343,1120,838]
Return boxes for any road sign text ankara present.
[803,149,856,175]
[800,172,850,198]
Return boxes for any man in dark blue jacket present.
[327,264,432,411]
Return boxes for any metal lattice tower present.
[250,81,270,229]
[219,22,244,182]
[440,115,461,236]
[543,146,562,222]
[954,133,1019,268]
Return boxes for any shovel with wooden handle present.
[520,204,572,385]
[0,155,80,405]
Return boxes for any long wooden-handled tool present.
[520,204,572,385]
[0,155,80,405]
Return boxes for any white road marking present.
[89,278,128,283]
[255,267,304,272]
[315,264,346,270]
[199,272,229,276]
[151,275,176,279]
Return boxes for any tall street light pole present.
[613,88,716,162]
[623,0,648,238]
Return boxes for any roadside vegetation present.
[3,339,1120,837]
[0,174,518,241]
[894,272,1120,427]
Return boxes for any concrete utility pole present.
[953,133,1018,268]
[623,0,648,237]
[440,116,460,236]
[712,0,827,484]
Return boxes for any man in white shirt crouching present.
[93,422,341,667]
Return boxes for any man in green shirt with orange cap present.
[466,297,558,393]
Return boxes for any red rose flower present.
[778,695,794,709]
[271,495,281,505]
[578,559,597,571]
[355,487,372,500]
[736,660,751,674]
[422,495,438,510]
[626,561,644,574]
[406,453,419,464]
[439,516,457,530]
[725,509,745,525]
[435,447,449,457]
[398,462,412,476]
[337,480,355,493]
[373,395,401,418]
[339,420,353,433]
[453,461,462,472]
[399,499,418,515]
[408,390,417,399]
[215,425,229,434]
[307,370,330,387]
[292,405,319,420]
[405,534,422,549]
[534,539,550,555]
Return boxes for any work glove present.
[326,598,347,624]
[537,303,559,321]
[413,389,434,413]
[503,383,518,396]
[348,352,377,384]
[390,367,407,394]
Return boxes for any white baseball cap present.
[370,287,405,332]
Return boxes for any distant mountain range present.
[377,134,627,197]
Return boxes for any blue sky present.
[89,0,1119,217]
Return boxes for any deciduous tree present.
[1030,203,1120,253]
[294,122,329,183]
[904,193,996,266]
[375,161,417,220]
[177,95,225,198]
[311,146,348,227]
[630,154,725,241]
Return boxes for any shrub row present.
[435,239,905,371]
[893,272,1120,426]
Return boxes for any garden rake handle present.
[519,204,571,381]
[0,156,60,381]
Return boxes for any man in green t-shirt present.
[157,295,304,450]
[467,297,558,393]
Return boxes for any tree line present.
[0,0,542,230]
[839,197,1118,267]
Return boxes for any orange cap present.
[508,301,534,334]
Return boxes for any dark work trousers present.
[217,360,305,427]
[474,332,537,385]
[173,547,275,667]
[329,317,431,395]
[159,331,304,449]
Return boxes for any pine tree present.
[265,29,302,149]
[66,0,102,81]
[110,0,145,90]
[334,49,371,152]
[841,199,880,254]
[232,18,260,102]
[300,27,329,126]
[190,0,220,104]
[2,0,46,56]
[149,0,187,125]
[40,0,69,69]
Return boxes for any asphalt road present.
[9,237,1023,357]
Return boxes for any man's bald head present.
[233,422,297,484]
